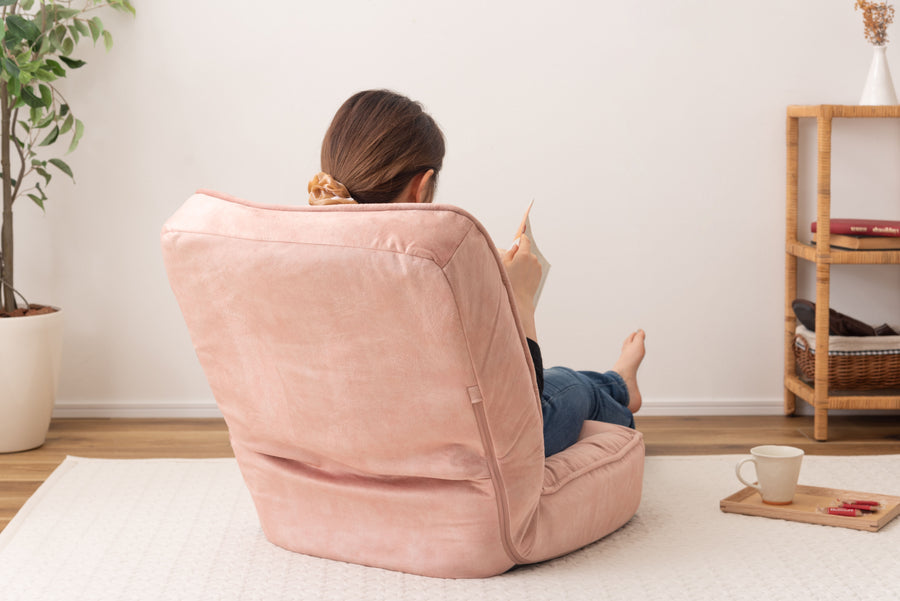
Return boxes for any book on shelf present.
[811,233,900,250]
[810,218,900,237]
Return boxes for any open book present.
[510,201,551,306]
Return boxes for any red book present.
[811,218,900,237]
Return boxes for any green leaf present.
[35,68,56,82]
[60,103,69,117]
[51,7,80,20]
[67,119,83,153]
[61,37,74,56]
[3,26,20,45]
[74,20,91,38]
[59,112,74,134]
[88,17,103,43]
[38,124,59,146]
[49,25,66,52]
[0,1,17,7]
[102,30,113,51]
[20,86,44,108]
[2,57,19,78]
[20,0,35,10]
[6,15,41,44]
[49,158,73,179]
[112,1,137,16]
[67,24,80,45]
[44,59,66,78]
[14,58,32,77]
[35,111,54,129]
[38,83,52,107]
[36,167,52,186]
[59,56,86,69]
[33,161,52,185]
[27,193,45,210]
[37,34,51,55]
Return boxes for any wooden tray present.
[720,484,900,532]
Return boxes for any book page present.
[511,200,551,306]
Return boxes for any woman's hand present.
[501,235,541,339]
[502,235,542,302]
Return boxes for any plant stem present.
[1,81,15,312]
[11,116,27,203]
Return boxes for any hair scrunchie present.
[308,172,357,205]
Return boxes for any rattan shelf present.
[787,242,900,264]
[784,105,900,441]
[787,104,900,118]
[785,375,900,410]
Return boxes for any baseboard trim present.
[52,397,785,419]
[638,397,784,416]
[52,400,223,419]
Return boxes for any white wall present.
[12,0,899,416]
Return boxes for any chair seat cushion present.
[526,421,644,564]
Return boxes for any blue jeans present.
[541,367,635,457]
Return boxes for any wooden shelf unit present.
[784,105,900,441]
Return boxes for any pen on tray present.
[818,506,864,517]
[837,499,882,509]
[839,503,881,513]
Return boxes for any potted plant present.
[0,0,134,453]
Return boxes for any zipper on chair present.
[468,385,527,565]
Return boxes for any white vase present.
[0,308,64,453]
[860,45,898,105]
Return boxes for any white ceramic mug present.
[735,445,804,505]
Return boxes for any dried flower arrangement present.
[856,1,896,45]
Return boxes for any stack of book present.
[811,218,900,250]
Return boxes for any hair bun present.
[308,172,357,205]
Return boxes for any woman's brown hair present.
[321,90,445,204]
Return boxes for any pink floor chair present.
[161,190,644,578]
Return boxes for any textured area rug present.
[1,454,898,601]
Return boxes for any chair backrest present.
[161,190,546,577]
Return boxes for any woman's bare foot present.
[613,329,645,413]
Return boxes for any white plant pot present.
[0,308,64,453]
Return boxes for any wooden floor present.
[2,415,899,533]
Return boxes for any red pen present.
[840,503,881,513]
[818,506,863,517]
[837,499,881,508]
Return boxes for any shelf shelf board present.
[785,375,900,410]
[786,241,816,261]
[787,105,900,119]
[786,241,900,264]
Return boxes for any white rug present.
[1,454,898,601]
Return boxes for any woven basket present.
[793,335,900,390]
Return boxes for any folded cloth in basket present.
[795,324,900,355]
